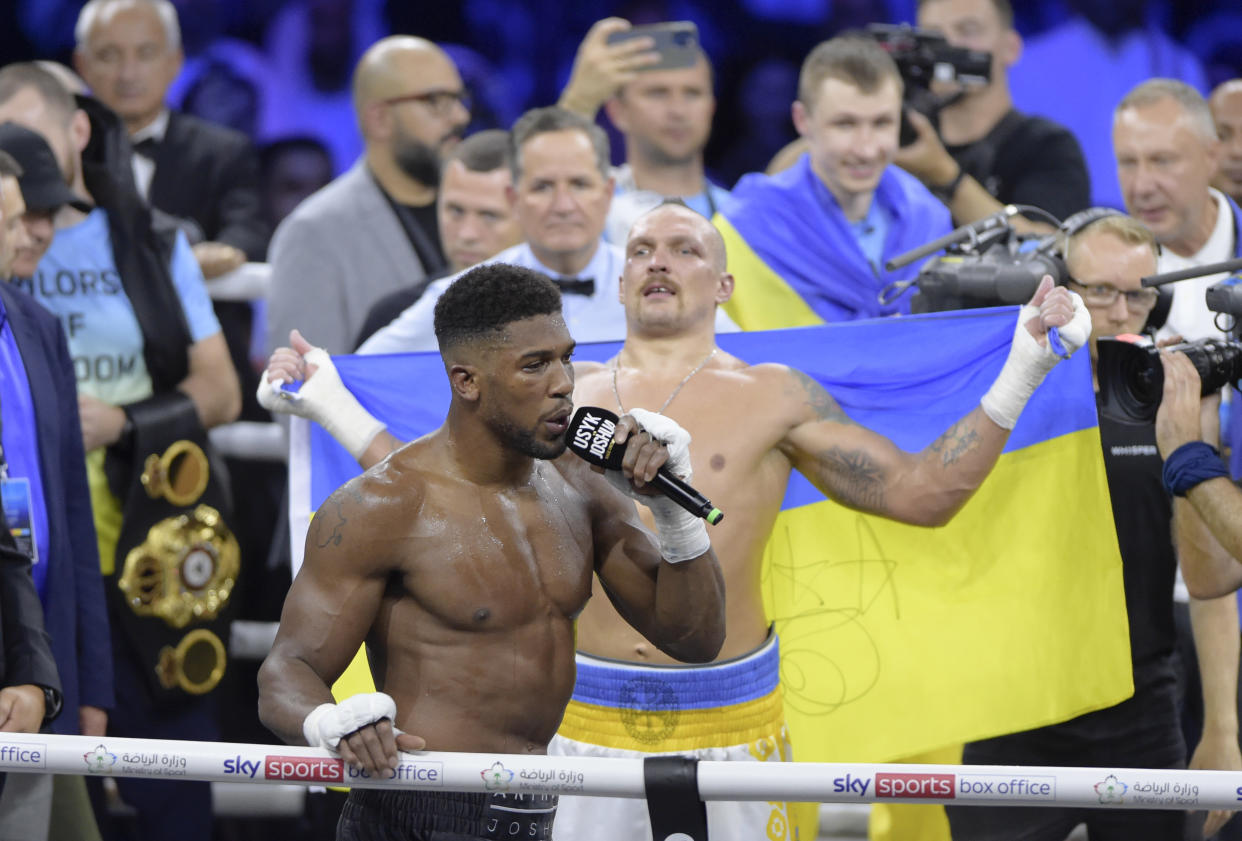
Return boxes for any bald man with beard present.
[266,35,470,356]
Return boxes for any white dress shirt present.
[357,239,739,355]
[129,109,170,202]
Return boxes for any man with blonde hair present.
[715,36,951,330]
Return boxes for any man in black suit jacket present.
[73,0,268,270]
[73,0,270,414]
[0,154,65,793]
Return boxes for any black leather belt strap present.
[643,755,707,841]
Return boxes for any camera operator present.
[945,213,1241,841]
[893,0,1090,233]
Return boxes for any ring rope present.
[0,733,1234,812]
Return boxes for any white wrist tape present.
[257,347,386,460]
[980,292,1090,429]
[606,408,710,564]
[647,497,711,564]
[302,692,397,750]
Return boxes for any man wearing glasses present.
[266,35,471,356]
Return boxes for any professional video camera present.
[866,23,991,145]
[880,205,1067,314]
[1096,259,1242,425]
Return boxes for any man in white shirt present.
[356,105,735,356]
[1113,78,1241,342]
[556,18,729,243]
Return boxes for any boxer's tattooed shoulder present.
[928,419,982,467]
[789,368,856,426]
[823,446,885,510]
[312,495,348,549]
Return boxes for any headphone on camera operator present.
[1048,206,1173,336]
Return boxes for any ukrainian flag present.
[288,306,1132,768]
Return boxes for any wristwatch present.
[930,166,966,204]
[39,685,63,723]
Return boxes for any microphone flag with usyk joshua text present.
[286,306,1131,765]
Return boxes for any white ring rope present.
[0,733,1235,812]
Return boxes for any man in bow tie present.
[73,0,268,280]
[348,105,738,356]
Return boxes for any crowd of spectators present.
[2,0,1242,840]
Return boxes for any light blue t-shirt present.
[13,208,220,406]
[850,199,892,277]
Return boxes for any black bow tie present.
[553,277,595,296]
[132,137,159,159]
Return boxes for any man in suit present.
[0,148,79,822]
[72,0,268,274]
[265,34,468,355]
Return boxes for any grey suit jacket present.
[266,161,430,354]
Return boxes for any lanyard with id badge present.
[0,406,37,565]
[0,303,38,565]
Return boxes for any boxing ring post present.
[2,733,1239,839]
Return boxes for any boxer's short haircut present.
[434,263,563,352]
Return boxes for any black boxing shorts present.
[337,788,558,841]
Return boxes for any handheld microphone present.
[565,406,724,526]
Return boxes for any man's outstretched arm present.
[259,329,405,469]
[781,276,1090,527]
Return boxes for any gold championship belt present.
[118,499,238,694]
[105,394,239,707]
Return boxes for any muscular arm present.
[590,489,726,663]
[258,481,393,745]
[575,419,726,663]
[779,368,1006,527]
[1176,490,1242,597]
[1158,352,1242,595]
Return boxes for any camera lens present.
[1098,337,1242,425]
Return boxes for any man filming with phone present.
[893,0,1090,231]
[558,18,730,242]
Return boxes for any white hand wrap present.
[980,291,1091,429]
[604,408,710,564]
[302,692,397,750]
[257,347,386,460]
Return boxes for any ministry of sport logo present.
[482,761,514,791]
[84,745,117,773]
[1095,774,1128,804]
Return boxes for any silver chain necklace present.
[611,348,718,415]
